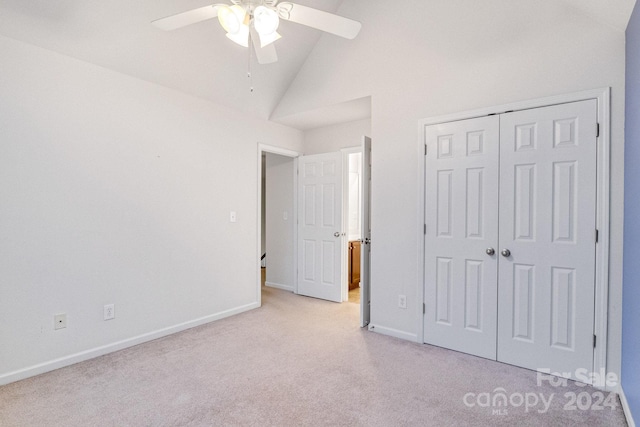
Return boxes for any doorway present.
[257,144,299,306]
[257,139,371,327]
[344,139,372,329]
[344,148,363,305]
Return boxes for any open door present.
[297,152,343,302]
[360,136,371,327]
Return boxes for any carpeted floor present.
[0,287,628,426]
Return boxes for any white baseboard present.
[265,281,294,292]
[0,301,259,386]
[620,386,636,427]
[368,323,419,343]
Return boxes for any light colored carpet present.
[0,287,628,426]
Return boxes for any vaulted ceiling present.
[0,0,635,129]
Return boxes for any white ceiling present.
[0,0,635,129]
[561,0,636,32]
[0,0,346,121]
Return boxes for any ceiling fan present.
[152,1,362,65]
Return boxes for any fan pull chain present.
[247,33,254,93]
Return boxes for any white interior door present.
[297,152,343,302]
[497,100,598,378]
[360,136,371,327]
[423,116,500,360]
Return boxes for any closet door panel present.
[423,116,499,360]
[497,100,597,380]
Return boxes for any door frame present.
[257,143,300,307]
[417,88,611,387]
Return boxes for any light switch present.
[283,211,288,220]
[230,211,237,222]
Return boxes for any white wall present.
[275,0,626,376]
[264,153,295,290]
[0,35,303,384]
[303,118,371,154]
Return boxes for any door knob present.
[334,232,340,237]
[486,248,495,256]
[501,249,511,257]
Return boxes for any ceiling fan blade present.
[277,2,361,39]
[152,4,224,31]
[250,27,278,64]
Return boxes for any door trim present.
[257,143,300,307]
[417,88,611,387]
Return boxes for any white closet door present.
[497,100,597,378]
[297,152,343,302]
[423,116,500,360]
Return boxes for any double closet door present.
[423,100,597,379]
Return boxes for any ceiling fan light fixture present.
[253,6,280,36]
[218,5,247,34]
[153,2,364,64]
[226,23,250,47]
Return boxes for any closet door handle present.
[501,249,511,257]
[486,248,495,256]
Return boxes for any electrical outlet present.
[104,304,115,320]
[229,211,237,222]
[54,313,67,330]
[398,294,407,309]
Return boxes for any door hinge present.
[596,229,599,243]
[424,224,427,235]
[423,303,426,314]
[596,123,600,138]
[425,145,428,155]
[593,334,597,348]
